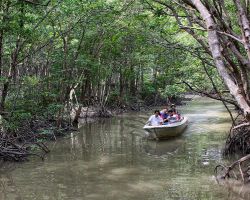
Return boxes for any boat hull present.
[143,117,188,139]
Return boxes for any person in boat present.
[173,111,180,121]
[171,104,177,113]
[167,109,179,123]
[170,104,182,120]
[160,106,168,114]
[147,110,163,126]
[160,108,169,124]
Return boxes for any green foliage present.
[161,84,186,98]
[0,0,226,133]
[3,110,32,132]
[46,103,64,116]
[141,81,156,98]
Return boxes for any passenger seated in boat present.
[160,108,169,124]
[160,106,168,114]
[147,110,163,126]
[171,104,177,113]
[170,104,182,120]
[160,108,169,125]
[167,110,179,123]
[173,111,180,121]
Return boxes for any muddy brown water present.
[0,97,246,200]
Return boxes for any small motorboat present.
[143,117,188,139]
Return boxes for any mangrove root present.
[224,122,250,155]
[215,122,250,184]
[0,136,49,162]
[215,154,250,183]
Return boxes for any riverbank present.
[0,116,79,162]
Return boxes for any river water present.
[0,97,245,200]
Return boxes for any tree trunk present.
[0,30,3,78]
[192,0,250,120]
[0,39,20,112]
[234,0,250,61]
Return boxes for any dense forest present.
[0,0,249,166]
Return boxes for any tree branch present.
[217,31,243,43]
[183,81,238,107]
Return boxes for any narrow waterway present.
[0,97,243,200]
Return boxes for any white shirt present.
[148,115,163,126]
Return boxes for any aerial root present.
[214,122,250,183]
[215,153,250,183]
[224,122,250,155]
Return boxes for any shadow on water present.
[0,97,248,200]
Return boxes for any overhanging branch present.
[183,81,238,107]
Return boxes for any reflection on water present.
[0,97,245,200]
[144,139,184,157]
